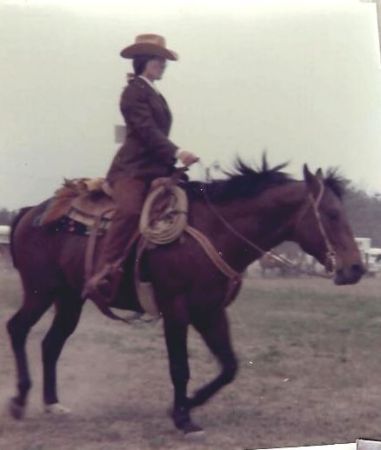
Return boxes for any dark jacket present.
[107,77,178,183]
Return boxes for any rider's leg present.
[83,176,148,302]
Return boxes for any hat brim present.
[120,43,178,61]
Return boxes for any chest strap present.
[185,225,241,281]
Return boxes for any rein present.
[197,161,336,278]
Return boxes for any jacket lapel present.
[136,77,172,121]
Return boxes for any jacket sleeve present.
[121,85,179,160]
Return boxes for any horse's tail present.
[10,206,32,269]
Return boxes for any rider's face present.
[143,57,167,81]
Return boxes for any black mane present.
[323,168,347,200]
[186,157,291,202]
[185,157,346,202]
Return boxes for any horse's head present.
[292,165,365,285]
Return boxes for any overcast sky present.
[1,0,380,209]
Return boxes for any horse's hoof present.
[8,397,25,420]
[184,429,206,441]
[44,403,71,415]
[183,422,205,440]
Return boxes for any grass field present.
[1,267,381,450]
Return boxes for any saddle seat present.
[70,191,115,227]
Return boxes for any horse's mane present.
[323,168,347,200]
[186,156,346,202]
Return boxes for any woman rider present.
[83,34,199,304]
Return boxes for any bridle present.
[197,162,337,276]
[304,177,337,274]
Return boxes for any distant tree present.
[0,208,17,225]
[345,186,381,247]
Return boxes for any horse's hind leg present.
[42,292,84,413]
[7,294,53,419]
[188,308,238,409]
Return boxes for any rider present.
[83,34,199,304]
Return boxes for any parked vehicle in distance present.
[355,237,381,276]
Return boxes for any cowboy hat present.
[120,34,178,61]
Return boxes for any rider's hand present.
[177,150,199,167]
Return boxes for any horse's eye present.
[327,210,339,221]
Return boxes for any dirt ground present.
[1,267,381,450]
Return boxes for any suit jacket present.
[107,77,178,183]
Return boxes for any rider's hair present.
[132,55,156,76]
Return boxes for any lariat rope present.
[139,183,241,280]
[140,185,188,244]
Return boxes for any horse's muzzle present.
[334,263,365,285]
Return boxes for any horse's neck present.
[215,182,305,271]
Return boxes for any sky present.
[1,0,381,209]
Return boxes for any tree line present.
[0,208,17,226]
[345,187,381,247]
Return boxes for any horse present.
[6,159,364,436]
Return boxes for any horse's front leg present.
[42,292,84,412]
[163,311,203,436]
[188,308,238,409]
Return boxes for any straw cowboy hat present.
[120,34,178,61]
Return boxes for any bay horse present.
[6,159,364,436]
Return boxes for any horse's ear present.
[303,164,321,197]
[303,164,313,183]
